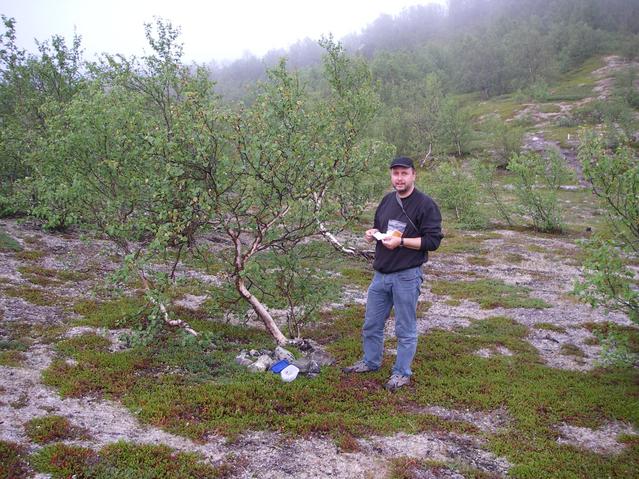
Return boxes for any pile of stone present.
[235,338,335,378]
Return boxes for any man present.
[343,156,443,391]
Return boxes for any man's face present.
[390,166,416,195]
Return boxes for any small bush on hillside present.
[613,67,639,109]
[247,244,340,338]
[473,159,515,226]
[484,117,524,168]
[527,80,551,102]
[575,130,639,326]
[574,238,638,326]
[507,149,573,233]
[428,160,488,230]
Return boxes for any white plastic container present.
[280,364,300,382]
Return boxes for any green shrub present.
[428,160,488,230]
[575,131,639,325]
[483,117,524,168]
[472,159,515,226]
[507,149,573,232]
[246,244,340,337]
[595,330,638,368]
[574,238,638,325]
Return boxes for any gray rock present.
[248,354,274,373]
[309,349,335,367]
[291,358,321,375]
[289,338,321,352]
[274,346,295,362]
[235,354,253,367]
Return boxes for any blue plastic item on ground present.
[270,359,290,373]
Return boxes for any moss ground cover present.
[24,415,80,444]
[72,296,149,329]
[55,333,112,356]
[0,350,26,366]
[18,265,91,286]
[3,285,62,307]
[0,441,30,479]
[387,457,490,479]
[30,441,230,479]
[14,249,46,261]
[434,230,501,255]
[543,57,603,102]
[0,228,22,252]
[40,301,639,477]
[430,279,551,309]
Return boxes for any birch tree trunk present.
[235,276,289,345]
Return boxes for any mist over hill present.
[210,0,639,101]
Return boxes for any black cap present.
[389,156,414,169]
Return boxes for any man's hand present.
[365,228,379,243]
[382,235,402,250]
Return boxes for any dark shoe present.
[385,374,410,392]
[342,359,376,373]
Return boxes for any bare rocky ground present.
[1,56,638,478]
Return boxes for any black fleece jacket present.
[372,188,443,274]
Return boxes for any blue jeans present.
[362,266,423,376]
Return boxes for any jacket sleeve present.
[418,198,443,252]
[373,195,387,231]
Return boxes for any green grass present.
[560,343,586,358]
[0,339,30,352]
[14,249,46,261]
[55,333,112,357]
[545,57,603,102]
[387,457,490,479]
[42,349,152,398]
[0,228,22,252]
[430,279,551,309]
[538,103,562,114]
[18,265,90,283]
[435,230,502,255]
[30,441,230,479]
[543,126,581,147]
[536,323,567,333]
[24,415,79,444]
[17,265,91,287]
[0,350,26,366]
[3,286,62,306]
[504,253,526,263]
[72,296,149,329]
[339,266,374,290]
[464,93,522,122]
[467,255,492,266]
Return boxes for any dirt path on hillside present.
[520,55,639,186]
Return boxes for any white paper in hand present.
[373,231,390,241]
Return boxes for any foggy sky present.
[1,0,445,63]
